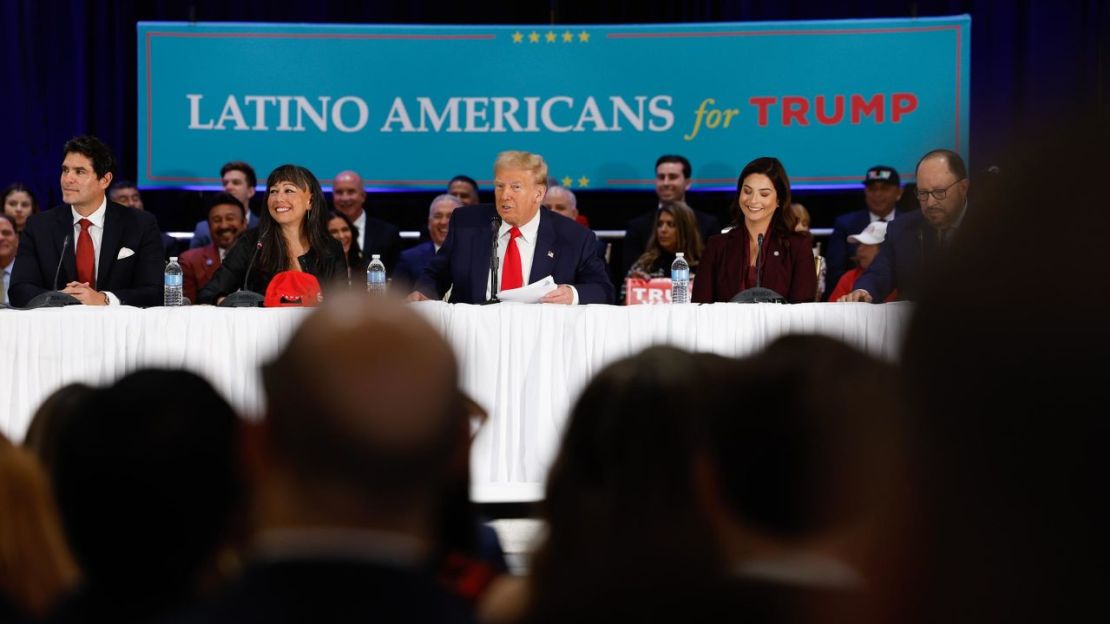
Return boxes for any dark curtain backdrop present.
[2,0,1106,215]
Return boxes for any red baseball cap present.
[264,271,322,307]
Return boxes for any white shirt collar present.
[72,196,108,227]
[500,207,541,242]
[869,210,895,223]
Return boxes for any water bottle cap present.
[675,252,684,257]
[169,256,177,262]
[372,254,381,259]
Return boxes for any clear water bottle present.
[366,254,387,295]
[671,252,690,304]
[164,256,184,306]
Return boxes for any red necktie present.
[76,218,96,289]
[500,226,523,291]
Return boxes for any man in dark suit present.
[172,297,474,623]
[332,169,402,273]
[825,165,906,299]
[840,149,970,302]
[10,135,164,307]
[392,193,463,291]
[409,151,614,305]
[178,192,247,303]
[621,155,720,276]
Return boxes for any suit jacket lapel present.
[528,211,556,284]
[54,207,77,286]
[98,203,123,286]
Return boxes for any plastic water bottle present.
[366,254,387,295]
[671,252,690,304]
[164,257,183,306]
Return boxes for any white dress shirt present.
[1,258,13,304]
[71,197,120,305]
[869,210,896,224]
[353,208,367,251]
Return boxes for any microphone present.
[24,234,81,308]
[481,215,502,305]
[730,231,786,304]
[755,233,764,289]
[219,240,265,307]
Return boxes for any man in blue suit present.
[410,150,613,305]
[839,150,969,303]
[825,165,906,298]
[392,194,463,291]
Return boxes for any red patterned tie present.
[76,218,96,289]
[500,226,523,291]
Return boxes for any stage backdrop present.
[138,16,970,190]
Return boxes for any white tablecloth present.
[0,301,911,501]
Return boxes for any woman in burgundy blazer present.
[692,157,816,303]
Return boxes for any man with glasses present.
[837,149,969,302]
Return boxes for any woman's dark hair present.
[633,201,703,271]
[526,347,723,619]
[732,156,798,241]
[3,183,40,214]
[256,164,335,275]
[326,209,364,269]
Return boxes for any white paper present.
[498,275,557,303]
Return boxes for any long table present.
[0,301,911,501]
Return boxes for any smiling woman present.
[692,157,816,303]
[197,164,347,305]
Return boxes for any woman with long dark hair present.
[2,183,39,233]
[628,201,703,278]
[692,157,816,303]
[326,209,368,283]
[198,165,346,304]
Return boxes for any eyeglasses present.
[915,179,965,201]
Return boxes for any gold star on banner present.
[561,176,573,187]
[545,31,557,43]
[577,176,590,187]
[528,31,540,43]
[562,30,574,43]
[512,31,523,44]
[578,31,590,42]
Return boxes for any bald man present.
[179,295,474,623]
[332,170,403,272]
[839,149,970,303]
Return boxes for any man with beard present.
[178,193,248,304]
[838,149,969,302]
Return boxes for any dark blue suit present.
[415,205,614,305]
[10,202,164,307]
[392,240,435,291]
[825,208,905,300]
[853,210,940,302]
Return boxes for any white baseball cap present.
[848,221,888,245]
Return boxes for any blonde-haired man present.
[409,151,612,305]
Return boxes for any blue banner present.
[137,17,970,190]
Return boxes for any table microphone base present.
[219,290,265,307]
[730,287,786,304]
[24,291,82,309]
